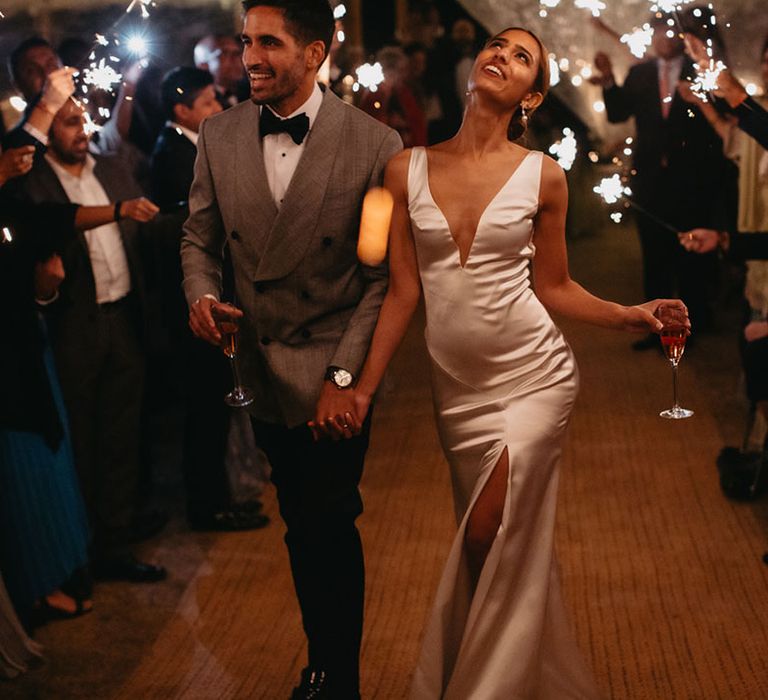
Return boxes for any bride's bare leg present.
[464,447,509,587]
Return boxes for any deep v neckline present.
[423,149,532,269]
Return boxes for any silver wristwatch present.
[325,365,353,389]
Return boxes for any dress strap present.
[407,146,427,209]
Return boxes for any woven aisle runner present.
[10,219,768,699]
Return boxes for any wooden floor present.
[8,220,768,699]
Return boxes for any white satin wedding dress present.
[407,147,602,699]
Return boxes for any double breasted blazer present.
[181,87,402,427]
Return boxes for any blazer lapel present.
[254,89,346,281]
[235,101,278,254]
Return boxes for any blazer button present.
[300,289,310,300]
[260,336,272,345]
[301,328,311,339]
[231,230,241,241]
[321,236,332,247]
[255,283,266,293]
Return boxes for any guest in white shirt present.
[12,97,168,584]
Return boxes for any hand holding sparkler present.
[118,197,160,223]
[39,66,79,115]
[678,228,724,254]
[589,51,614,87]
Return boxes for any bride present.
[328,26,688,699]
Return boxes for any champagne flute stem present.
[671,361,680,410]
[229,354,244,392]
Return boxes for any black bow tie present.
[259,108,310,145]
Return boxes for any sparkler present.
[2,227,13,244]
[356,63,385,92]
[620,24,654,59]
[82,58,123,93]
[574,0,606,17]
[549,128,578,171]
[126,0,153,19]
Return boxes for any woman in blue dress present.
[0,195,92,628]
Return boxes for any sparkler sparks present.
[574,0,606,17]
[690,59,727,101]
[82,58,123,93]
[620,24,654,59]
[126,0,153,19]
[355,62,385,91]
[2,227,13,244]
[549,128,578,171]
[593,174,631,205]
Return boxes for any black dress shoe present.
[290,669,329,700]
[188,508,269,532]
[92,553,167,583]
[289,668,359,700]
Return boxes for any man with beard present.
[181,1,401,697]
[10,98,167,583]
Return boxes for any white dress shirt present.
[168,120,199,146]
[45,153,131,304]
[261,82,323,208]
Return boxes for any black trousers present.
[251,415,371,695]
[636,214,717,331]
[181,332,232,519]
[54,297,144,555]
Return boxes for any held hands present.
[120,197,160,222]
[189,297,244,346]
[39,66,78,115]
[0,146,35,186]
[308,384,371,442]
[624,299,691,335]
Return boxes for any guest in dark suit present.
[194,34,249,110]
[8,98,167,584]
[593,14,733,345]
[181,2,402,697]
[150,67,267,531]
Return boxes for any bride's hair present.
[487,27,550,141]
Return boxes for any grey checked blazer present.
[181,87,402,427]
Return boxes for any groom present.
[181,1,402,697]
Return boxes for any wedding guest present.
[7,97,167,584]
[5,36,61,117]
[150,67,267,531]
[593,13,733,346]
[360,45,428,147]
[181,1,401,696]
[0,225,92,628]
[194,34,249,110]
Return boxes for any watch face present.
[333,369,353,388]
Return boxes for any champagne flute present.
[210,303,254,408]
[657,305,693,420]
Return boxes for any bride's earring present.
[521,105,528,126]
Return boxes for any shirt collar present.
[168,120,199,146]
[261,82,324,131]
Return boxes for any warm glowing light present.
[358,187,394,266]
